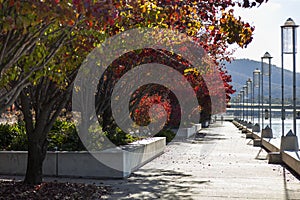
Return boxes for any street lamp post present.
[251,78,254,123]
[243,85,248,123]
[253,69,261,132]
[247,78,253,128]
[238,92,244,130]
[241,90,245,122]
[234,95,239,120]
[241,86,248,133]
[261,52,273,138]
[280,18,299,151]
[238,93,242,121]
[234,96,237,119]
[261,57,265,134]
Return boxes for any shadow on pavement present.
[193,132,228,143]
[106,168,209,199]
[255,147,268,160]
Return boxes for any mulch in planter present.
[0,180,111,200]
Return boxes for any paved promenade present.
[2,121,299,199]
[101,121,300,199]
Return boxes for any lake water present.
[253,117,300,143]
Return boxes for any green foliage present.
[8,122,28,151]
[105,127,139,146]
[0,120,84,151]
[0,124,15,150]
[0,122,28,151]
[155,129,175,143]
[0,120,142,151]
[47,120,85,151]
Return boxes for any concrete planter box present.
[0,137,166,178]
[193,124,202,133]
[176,127,195,138]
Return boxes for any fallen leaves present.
[0,180,111,200]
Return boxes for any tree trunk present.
[102,107,113,132]
[20,90,48,185]
[20,81,71,185]
[24,134,48,185]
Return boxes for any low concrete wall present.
[251,132,280,153]
[0,137,166,178]
[233,121,300,177]
[282,152,300,175]
[262,138,280,153]
[0,151,57,176]
[175,127,196,138]
[193,124,202,133]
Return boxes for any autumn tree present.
[93,0,262,132]
[0,0,269,184]
[0,0,117,113]
[0,1,76,113]
[1,0,117,184]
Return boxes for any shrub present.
[8,122,28,151]
[105,127,140,146]
[0,123,15,150]
[47,120,85,151]
[0,120,141,151]
[154,129,175,143]
[0,122,28,151]
[0,120,84,151]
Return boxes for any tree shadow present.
[0,170,208,199]
[105,168,210,199]
[192,132,228,143]
[207,123,225,128]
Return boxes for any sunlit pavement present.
[1,121,300,199]
[101,121,300,199]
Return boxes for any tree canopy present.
[0,0,269,184]
[0,0,268,111]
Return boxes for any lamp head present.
[282,18,298,28]
[262,52,272,59]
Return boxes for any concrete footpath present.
[99,121,300,199]
[2,121,300,199]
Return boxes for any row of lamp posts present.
[235,18,299,152]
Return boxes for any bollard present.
[261,125,273,138]
[246,122,253,129]
[280,130,299,151]
[252,123,260,132]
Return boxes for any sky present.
[232,0,300,71]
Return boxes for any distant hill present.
[225,59,300,98]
